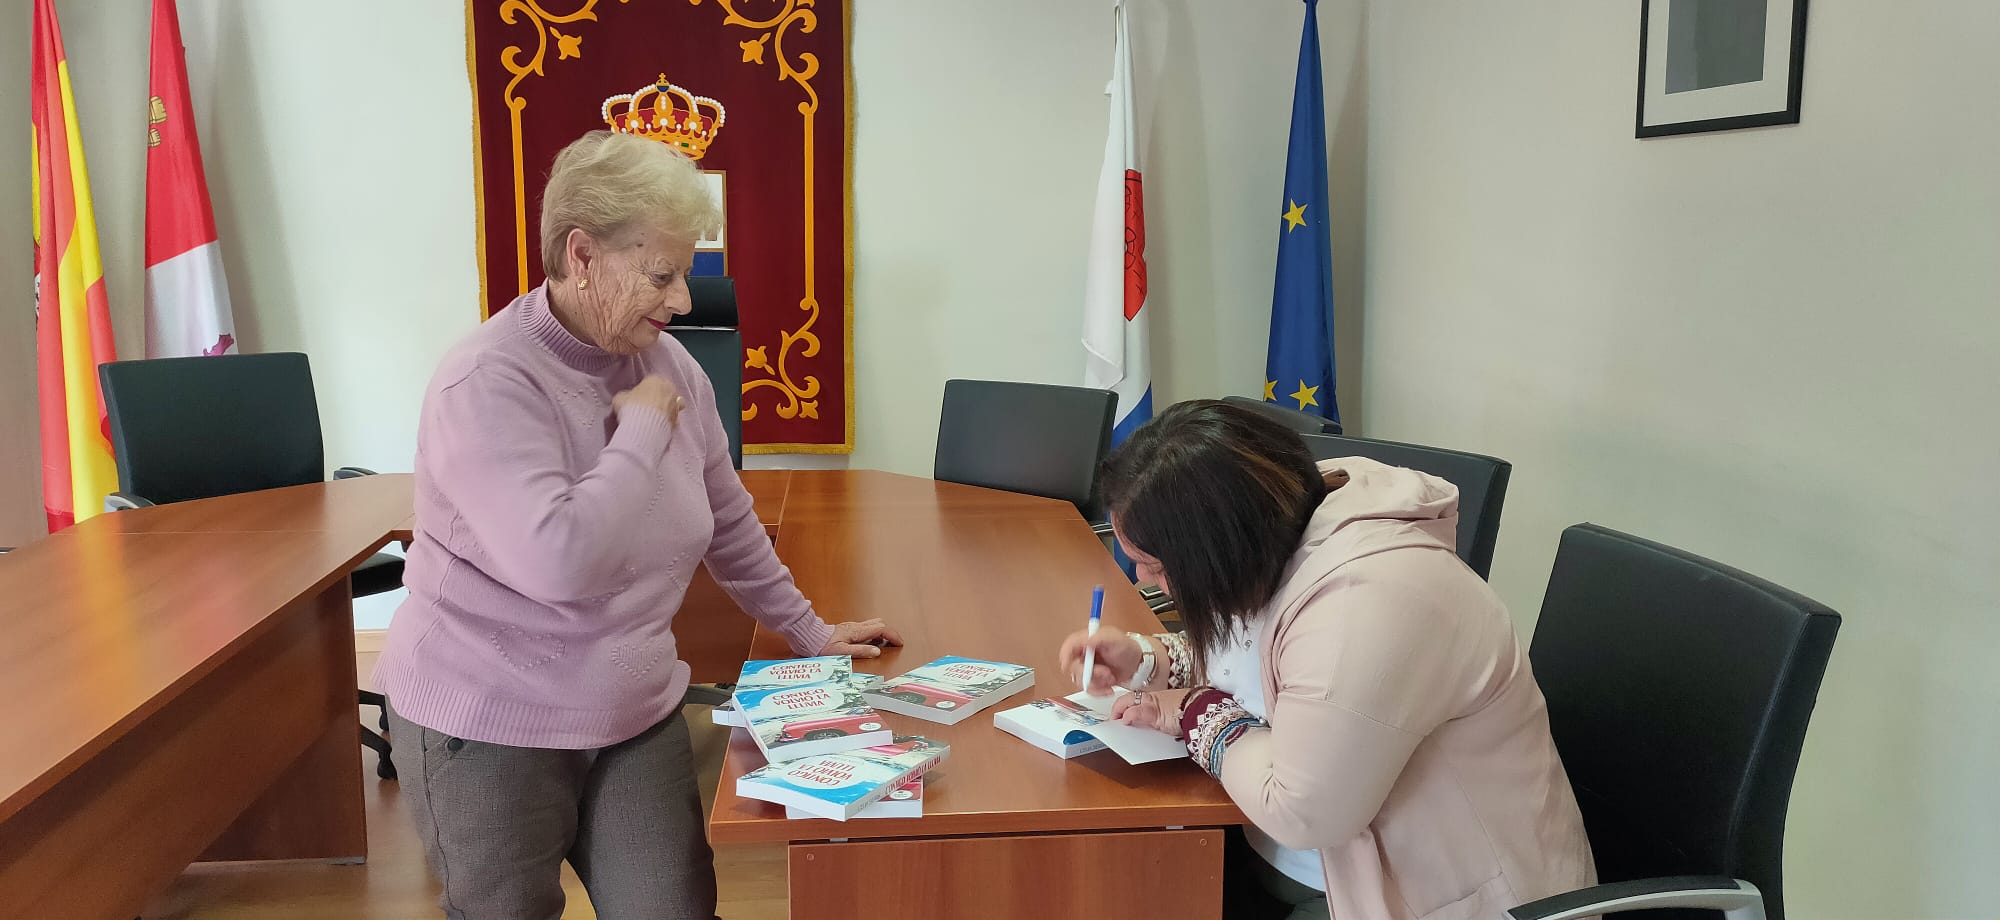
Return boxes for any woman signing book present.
[1058,401,1594,920]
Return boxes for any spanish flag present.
[32,0,120,532]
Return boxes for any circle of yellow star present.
[1290,380,1320,410]
[1263,379,1277,401]
[1282,200,1308,232]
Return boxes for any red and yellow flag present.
[31,0,120,532]
[145,0,237,359]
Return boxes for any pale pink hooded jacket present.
[1218,457,1595,920]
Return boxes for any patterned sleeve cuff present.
[1179,688,1267,778]
[1157,630,1194,689]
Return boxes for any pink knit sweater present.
[374,285,833,749]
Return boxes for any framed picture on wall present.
[1636,0,1809,138]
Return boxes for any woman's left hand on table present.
[819,619,905,658]
[1112,688,1188,738]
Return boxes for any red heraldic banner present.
[468,0,853,453]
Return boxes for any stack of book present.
[711,657,881,728]
[744,736,946,821]
[717,656,949,821]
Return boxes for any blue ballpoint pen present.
[1078,585,1106,693]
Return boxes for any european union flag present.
[1264,0,1339,426]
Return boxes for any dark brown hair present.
[1098,400,1329,677]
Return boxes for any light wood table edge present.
[0,534,394,825]
[708,801,1245,847]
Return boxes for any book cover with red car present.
[735,677,892,763]
[862,655,1035,725]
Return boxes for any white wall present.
[0,0,479,624]
[0,1,1362,608]
[0,0,480,552]
[847,0,1363,474]
[1139,0,1368,433]
[1365,2,2000,917]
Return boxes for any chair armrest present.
[105,492,157,512]
[1505,876,1764,920]
[682,684,733,707]
[333,466,378,479]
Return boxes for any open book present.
[993,690,1187,764]
[739,736,948,821]
[861,655,1035,725]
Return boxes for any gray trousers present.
[386,702,717,920]
[1224,827,1330,920]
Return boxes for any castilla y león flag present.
[31,0,120,532]
[145,0,237,360]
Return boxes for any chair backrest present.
[1528,524,1840,920]
[1221,395,1343,435]
[99,353,326,504]
[934,379,1116,515]
[1297,432,1509,578]
[669,276,743,469]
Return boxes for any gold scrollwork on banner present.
[496,0,616,295]
[691,0,825,422]
[490,0,831,427]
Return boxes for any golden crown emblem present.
[601,74,726,161]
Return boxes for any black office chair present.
[1221,394,1343,435]
[667,280,750,707]
[1510,524,1840,920]
[669,275,743,470]
[98,352,405,779]
[934,380,1116,518]
[1298,432,1510,580]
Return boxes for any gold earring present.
[577,277,589,290]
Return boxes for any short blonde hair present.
[539,130,721,281]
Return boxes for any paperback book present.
[993,690,1188,764]
[712,658,879,727]
[861,655,1035,725]
[785,777,922,820]
[735,675,893,763]
[739,736,948,821]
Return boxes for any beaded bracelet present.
[1156,630,1194,688]
[1178,688,1266,777]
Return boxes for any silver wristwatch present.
[1128,631,1157,687]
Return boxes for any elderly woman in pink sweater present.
[1061,401,1594,920]
[375,131,897,920]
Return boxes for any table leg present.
[198,583,366,861]
[0,583,366,919]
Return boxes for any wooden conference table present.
[0,470,1239,919]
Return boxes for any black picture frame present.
[1636,0,1809,138]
